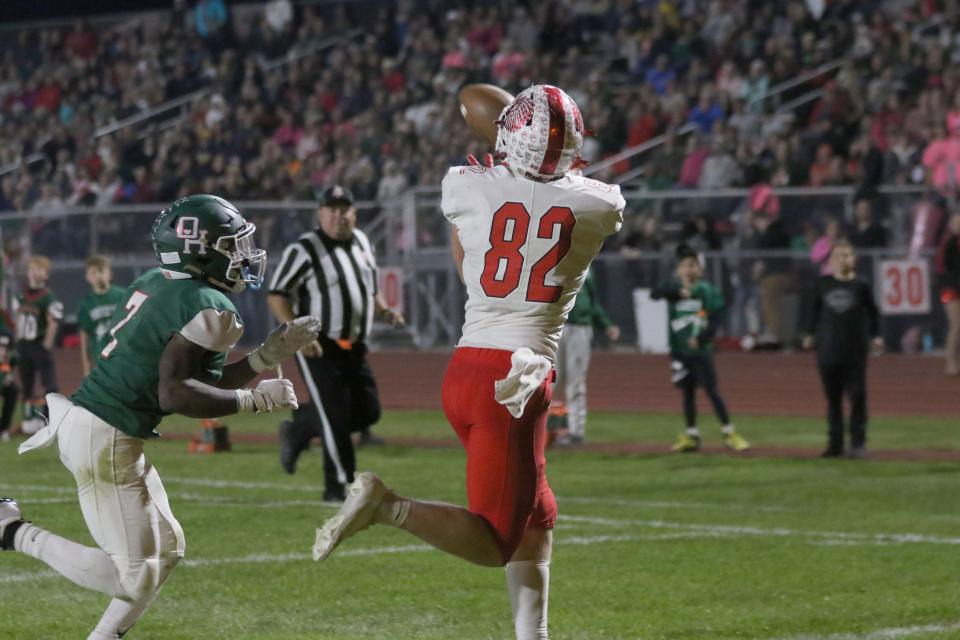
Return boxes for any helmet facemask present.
[209,222,267,293]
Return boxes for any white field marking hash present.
[6,483,959,547]
[560,495,794,513]
[770,620,960,640]
[558,515,960,546]
[0,532,717,585]
[8,480,792,513]
[6,484,958,546]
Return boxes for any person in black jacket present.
[936,213,960,375]
[803,241,882,458]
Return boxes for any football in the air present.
[458,83,514,146]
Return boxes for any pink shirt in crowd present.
[749,184,780,218]
[922,137,960,190]
[678,148,710,187]
[810,236,834,276]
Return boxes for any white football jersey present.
[441,165,624,363]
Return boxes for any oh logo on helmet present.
[176,216,208,255]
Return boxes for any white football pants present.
[555,324,592,438]
[18,395,184,637]
[56,397,185,600]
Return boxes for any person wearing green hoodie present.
[651,244,750,453]
[554,269,620,446]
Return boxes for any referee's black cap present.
[316,185,355,207]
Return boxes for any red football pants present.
[441,347,557,563]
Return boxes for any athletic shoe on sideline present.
[279,420,310,475]
[671,433,701,453]
[555,434,584,447]
[358,429,385,447]
[723,431,751,452]
[846,446,867,460]
[323,485,346,505]
[312,472,389,561]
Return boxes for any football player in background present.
[652,244,750,453]
[313,85,624,640]
[552,267,620,447]
[14,255,62,434]
[0,195,321,640]
[77,254,126,376]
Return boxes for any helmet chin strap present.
[207,275,245,294]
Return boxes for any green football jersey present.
[76,285,127,358]
[72,269,243,439]
[16,288,63,344]
[662,279,724,356]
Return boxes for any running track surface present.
[53,350,958,417]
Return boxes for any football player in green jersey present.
[651,244,750,453]
[14,255,63,435]
[0,195,322,640]
[77,254,127,376]
[0,327,19,442]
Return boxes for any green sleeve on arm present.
[650,279,682,301]
[583,275,612,329]
[591,301,612,330]
[703,282,725,313]
[76,297,91,334]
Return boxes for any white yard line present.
[7,483,959,547]
[560,495,794,513]
[4,480,794,512]
[559,515,960,546]
[0,533,706,584]
[771,621,960,640]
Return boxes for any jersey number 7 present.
[480,202,575,303]
[100,291,149,358]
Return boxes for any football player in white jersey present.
[312,85,624,640]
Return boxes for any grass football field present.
[1,410,959,639]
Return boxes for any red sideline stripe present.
[538,86,566,176]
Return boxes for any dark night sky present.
[0,1,178,24]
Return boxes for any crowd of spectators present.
[0,0,959,259]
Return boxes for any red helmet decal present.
[538,86,567,176]
[572,102,584,134]
[502,93,536,132]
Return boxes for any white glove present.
[247,316,322,372]
[236,378,298,413]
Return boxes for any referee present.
[267,185,404,502]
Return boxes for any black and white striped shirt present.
[269,228,379,344]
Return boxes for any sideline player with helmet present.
[0,195,321,640]
[313,85,624,640]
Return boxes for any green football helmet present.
[151,194,266,293]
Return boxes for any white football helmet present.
[494,84,585,181]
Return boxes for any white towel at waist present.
[18,393,73,455]
[493,348,553,418]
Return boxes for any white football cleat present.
[0,498,23,550]
[312,472,388,561]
